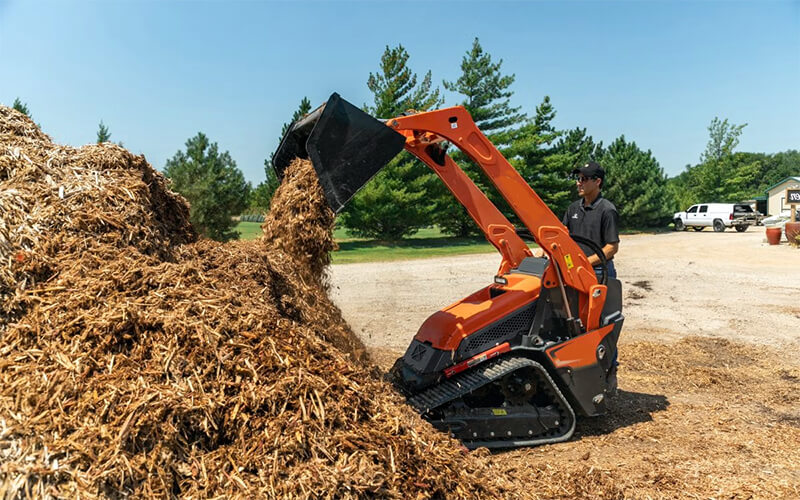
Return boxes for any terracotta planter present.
[766,227,782,245]
[785,221,800,244]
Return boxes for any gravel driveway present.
[329,228,800,358]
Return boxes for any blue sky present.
[1,0,798,185]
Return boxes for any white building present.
[766,176,800,216]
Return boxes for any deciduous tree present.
[700,117,747,164]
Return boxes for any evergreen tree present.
[164,133,250,241]
[433,38,527,236]
[366,45,441,117]
[249,161,280,213]
[442,38,525,133]
[602,135,676,228]
[280,96,312,139]
[505,96,570,217]
[339,45,443,240]
[250,97,314,213]
[534,127,603,217]
[666,166,696,211]
[96,120,111,143]
[12,98,30,118]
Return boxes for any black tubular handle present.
[515,228,607,285]
[570,235,607,285]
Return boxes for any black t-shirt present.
[562,194,620,260]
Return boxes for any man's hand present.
[588,242,619,266]
[532,248,546,258]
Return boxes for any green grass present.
[236,222,495,263]
[332,235,494,264]
[235,221,673,263]
[236,221,264,240]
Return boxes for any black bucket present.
[272,93,406,213]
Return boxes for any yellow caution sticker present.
[491,409,507,416]
[564,254,574,269]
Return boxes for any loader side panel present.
[545,319,623,416]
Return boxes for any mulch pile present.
[1,107,524,498]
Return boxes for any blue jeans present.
[594,259,619,370]
[594,259,616,282]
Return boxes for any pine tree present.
[433,38,527,236]
[12,98,30,118]
[339,45,443,240]
[280,96,312,139]
[96,121,112,143]
[539,127,603,217]
[366,46,441,117]
[250,97,314,214]
[442,38,525,134]
[505,96,570,217]
[602,135,676,228]
[164,133,250,241]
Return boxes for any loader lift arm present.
[273,93,608,332]
[388,107,607,332]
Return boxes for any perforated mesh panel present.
[461,306,535,356]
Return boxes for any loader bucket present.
[272,92,406,213]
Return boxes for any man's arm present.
[586,242,618,266]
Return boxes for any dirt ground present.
[330,229,800,499]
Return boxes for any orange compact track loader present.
[273,93,624,449]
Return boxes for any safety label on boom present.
[564,254,574,269]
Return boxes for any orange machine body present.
[388,105,623,423]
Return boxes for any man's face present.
[576,175,601,198]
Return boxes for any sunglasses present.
[576,176,598,183]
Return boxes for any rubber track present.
[409,356,538,413]
[407,355,577,448]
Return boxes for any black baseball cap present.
[572,161,605,179]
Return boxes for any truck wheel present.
[735,225,748,232]
[713,219,725,232]
[674,219,685,231]
[693,226,703,231]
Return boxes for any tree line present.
[10,40,797,242]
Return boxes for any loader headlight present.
[494,275,508,285]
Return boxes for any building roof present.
[765,176,800,194]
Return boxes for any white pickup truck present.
[673,203,763,232]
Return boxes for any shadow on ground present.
[574,389,670,438]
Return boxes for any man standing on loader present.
[532,161,619,280]
[562,161,620,280]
